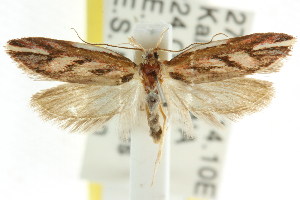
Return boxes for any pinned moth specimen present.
[6,33,295,143]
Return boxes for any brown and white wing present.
[6,37,136,85]
[31,79,144,132]
[162,77,273,127]
[164,33,295,84]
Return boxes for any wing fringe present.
[163,77,274,128]
[30,81,143,133]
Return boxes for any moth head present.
[142,49,160,61]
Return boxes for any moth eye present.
[154,52,159,59]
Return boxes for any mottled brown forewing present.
[164,33,295,84]
[6,37,137,85]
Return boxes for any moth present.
[6,33,295,143]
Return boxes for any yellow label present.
[86,0,104,43]
[88,182,103,200]
[86,0,104,198]
[188,198,208,200]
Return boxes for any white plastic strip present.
[130,23,172,200]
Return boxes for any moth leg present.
[152,104,168,185]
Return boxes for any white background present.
[0,0,300,200]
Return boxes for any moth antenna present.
[128,37,145,51]
[157,32,229,53]
[155,28,169,49]
[70,28,143,51]
[118,42,132,46]
[212,32,229,39]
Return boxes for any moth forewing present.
[164,33,295,84]
[6,37,137,85]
